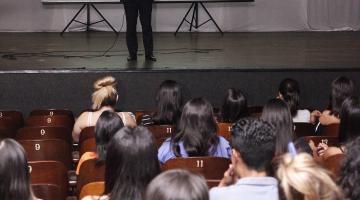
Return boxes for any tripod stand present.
[175,2,223,35]
[61,3,118,35]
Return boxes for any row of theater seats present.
[0,108,343,200]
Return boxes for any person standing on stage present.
[123,0,156,61]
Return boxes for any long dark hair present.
[171,97,219,157]
[338,96,360,144]
[339,136,360,200]
[153,80,183,125]
[105,126,160,200]
[95,111,124,164]
[0,139,32,200]
[221,88,248,123]
[279,78,300,117]
[329,76,355,116]
[261,98,294,156]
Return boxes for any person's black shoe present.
[145,55,157,62]
[127,55,137,61]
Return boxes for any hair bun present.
[94,76,116,90]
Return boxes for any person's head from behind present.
[95,111,124,164]
[154,80,183,124]
[277,153,342,200]
[261,98,294,156]
[339,136,360,200]
[172,97,219,157]
[92,76,118,110]
[278,78,300,117]
[105,126,160,200]
[338,96,360,144]
[0,139,32,200]
[230,118,276,176]
[221,88,248,123]
[145,169,209,200]
[330,76,355,116]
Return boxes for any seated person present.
[140,80,183,126]
[312,76,355,127]
[76,111,124,175]
[82,126,160,200]
[278,78,310,123]
[261,98,294,156]
[0,139,42,200]
[72,76,136,142]
[145,169,209,200]
[209,118,278,200]
[219,88,248,123]
[317,96,360,159]
[339,136,360,200]
[158,97,231,164]
[277,153,343,200]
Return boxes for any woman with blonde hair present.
[72,76,136,142]
[277,153,343,200]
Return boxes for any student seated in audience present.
[145,169,209,200]
[339,136,360,200]
[76,111,124,175]
[158,97,231,164]
[261,98,294,156]
[312,76,355,127]
[318,96,360,159]
[140,80,183,126]
[278,78,311,123]
[0,139,41,200]
[82,126,160,200]
[72,76,136,142]
[219,88,248,123]
[209,118,278,200]
[277,153,343,200]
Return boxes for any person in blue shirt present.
[210,118,279,200]
[158,97,231,164]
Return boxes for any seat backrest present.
[19,139,72,169]
[77,158,105,195]
[0,128,17,139]
[294,123,316,138]
[30,109,74,119]
[32,184,64,200]
[321,153,344,180]
[29,161,68,200]
[16,126,72,144]
[79,126,95,144]
[217,122,232,141]
[162,157,230,180]
[322,124,340,137]
[79,181,105,200]
[25,115,74,129]
[302,136,339,147]
[147,125,175,147]
[80,138,96,157]
[0,110,24,128]
[0,116,17,130]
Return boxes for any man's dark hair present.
[231,118,276,171]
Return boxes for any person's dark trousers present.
[124,0,154,58]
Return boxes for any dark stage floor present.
[0,31,360,72]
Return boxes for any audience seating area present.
[0,107,345,200]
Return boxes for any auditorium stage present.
[1,31,360,72]
[0,31,360,116]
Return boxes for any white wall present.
[0,0,359,32]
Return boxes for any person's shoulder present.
[209,185,238,200]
